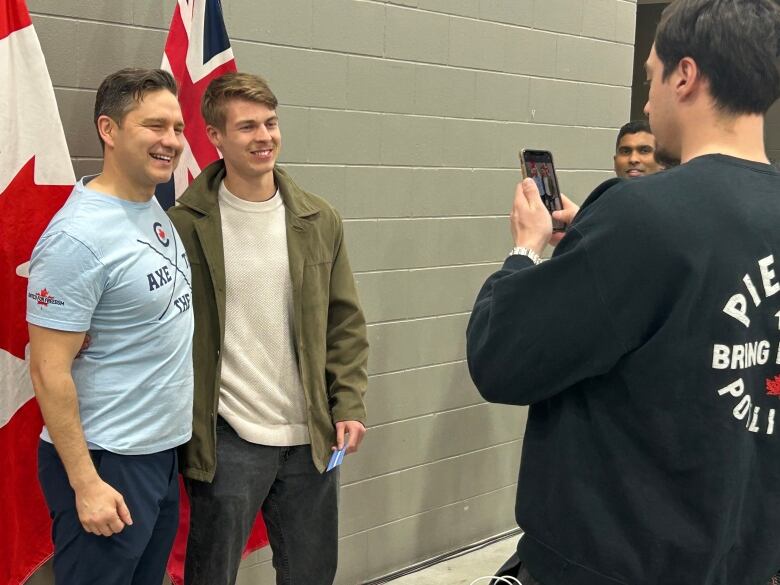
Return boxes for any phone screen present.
[520,150,565,232]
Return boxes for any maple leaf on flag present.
[0,157,70,359]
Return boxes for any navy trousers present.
[38,440,179,585]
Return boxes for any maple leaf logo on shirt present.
[37,289,49,306]
[765,374,780,397]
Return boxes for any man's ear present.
[96,115,117,149]
[675,56,701,101]
[205,125,222,150]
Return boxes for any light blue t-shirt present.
[27,178,193,455]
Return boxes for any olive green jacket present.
[167,160,368,479]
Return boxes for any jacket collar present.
[175,159,320,220]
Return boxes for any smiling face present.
[207,98,281,191]
[613,131,662,178]
[104,89,184,194]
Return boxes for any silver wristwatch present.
[508,246,542,265]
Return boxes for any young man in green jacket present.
[167,72,369,585]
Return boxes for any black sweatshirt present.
[467,155,780,585]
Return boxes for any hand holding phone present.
[510,179,555,255]
[549,194,579,247]
[519,149,565,232]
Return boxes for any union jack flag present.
[155,0,237,209]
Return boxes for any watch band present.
[508,246,542,265]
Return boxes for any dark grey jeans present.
[184,417,339,585]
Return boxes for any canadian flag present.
[0,1,75,583]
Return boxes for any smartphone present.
[519,149,566,232]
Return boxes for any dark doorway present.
[630,2,669,120]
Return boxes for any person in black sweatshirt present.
[467,2,780,584]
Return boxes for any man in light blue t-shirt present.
[27,68,192,585]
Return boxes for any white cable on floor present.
[469,577,522,585]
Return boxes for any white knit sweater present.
[216,181,309,446]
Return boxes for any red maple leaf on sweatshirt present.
[766,374,780,397]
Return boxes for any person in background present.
[613,119,664,179]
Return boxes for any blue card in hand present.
[326,445,347,472]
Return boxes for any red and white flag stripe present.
[0,1,75,583]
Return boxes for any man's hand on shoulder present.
[334,420,366,455]
[73,477,133,537]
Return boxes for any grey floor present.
[30,534,520,585]
[386,535,519,585]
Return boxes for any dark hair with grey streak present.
[93,68,178,148]
[655,0,780,115]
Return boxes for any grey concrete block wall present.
[24,0,637,583]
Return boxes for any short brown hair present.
[201,72,278,130]
[94,68,178,147]
[656,0,780,115]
